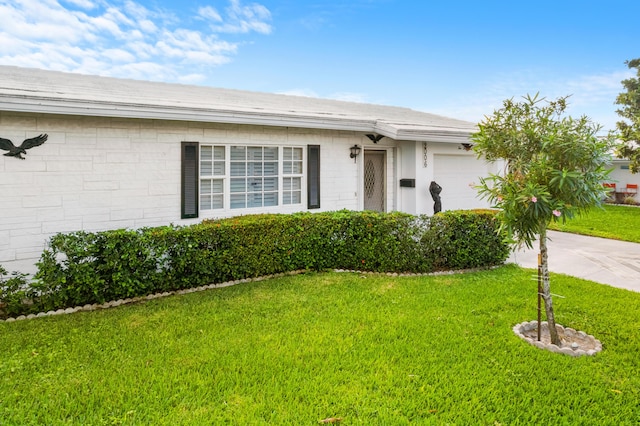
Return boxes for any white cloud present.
[0,0,272,83]
[102,48,136,63]
[62,0,95,10]
[206,0,272,34]
[177,73,209,84]
[198,6,223,23]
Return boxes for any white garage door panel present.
[433,154,490,211]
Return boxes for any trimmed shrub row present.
[0,210,509,318]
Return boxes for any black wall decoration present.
[0,134,48,159]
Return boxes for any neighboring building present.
[607,158,640,203]
[0,66,498,274]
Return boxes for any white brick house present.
[0,66,499,274]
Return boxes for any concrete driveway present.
[508,230,640,293]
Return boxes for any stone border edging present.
[0,266,498,323]
[513,320,602,357]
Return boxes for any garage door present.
[433,154,491,211]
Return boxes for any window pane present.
[263,192,278,206]
[247,162,262,176]
[213,161,225,175]
[283,163,292,174]
[283,147,292,161]
[247,146,262,161]
[290,191,301,204]
[201,146,212,161]
[248,178,262,192]
[292,148,302,161]
[264,162,277,176]
[283,177,291,191]
[200,195,211,210]
[230,146,245,161]
[283,192,291,205]
[290,177,301,190]
[212,179,223,193]
[213,146,225,160]
[200,179,212,193]
[231,178,246,192]
[230,162,245,176]
[263,177,278,191]
[230,194,246,209]
[201,162,212,176]
[248,192,262,207]
[263,147,277,161]
[291,161,302,174]
[212,195,223,209]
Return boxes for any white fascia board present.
[0,97,378,132]
[0,96,473,143]
[393,129,473,143]
[374,122,474,144]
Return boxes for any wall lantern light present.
[349,145,361,162]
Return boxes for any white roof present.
[0,66,476,143]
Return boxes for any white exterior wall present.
[0,112,369,274]
[396,140,419,214]
[397,141,500,215]
[609,160,640,195]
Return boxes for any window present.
[230,146,279,208]
[183,143,319,216]
[283,147,303,205]
[200,145,225,210]
[182,142,319,218]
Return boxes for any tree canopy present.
[473,94,614,248]
[616,58,640,172]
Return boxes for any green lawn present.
[549,204,640,242]
[1,266,639,425]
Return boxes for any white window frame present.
[199,145,226,211]
[199,144,305,216]
[282,146,303,206]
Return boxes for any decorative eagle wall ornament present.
[0,134,48,159]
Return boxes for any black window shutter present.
[307,145,320,209]
[181,142,199,219]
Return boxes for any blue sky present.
[1,0,638,132]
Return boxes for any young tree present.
[616,58,640,172]
[472,94,614,346]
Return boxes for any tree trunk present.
[539,225,561,346]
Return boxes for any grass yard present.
[549,203,640,242]
[1,265,639,425]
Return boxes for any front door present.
[363,151,386,212]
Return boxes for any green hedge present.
[0,210,508,318]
